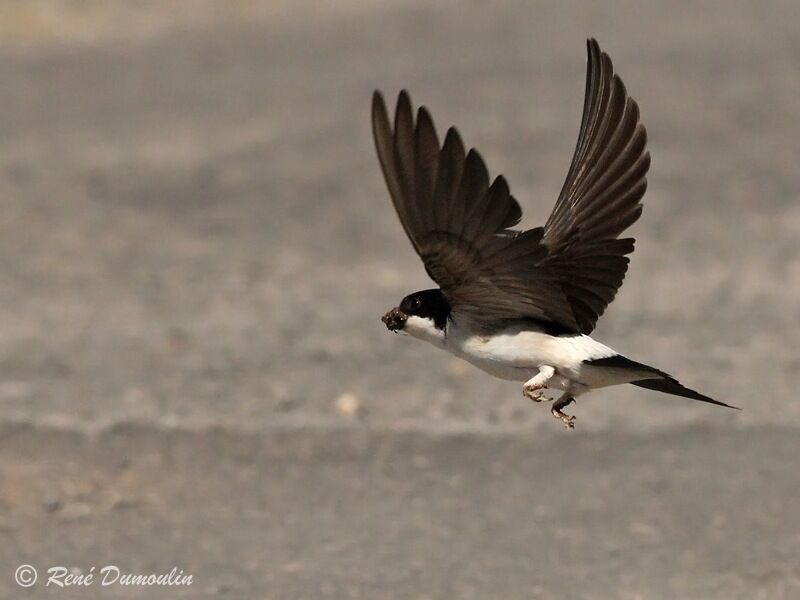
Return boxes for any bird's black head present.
[382,288,451,332]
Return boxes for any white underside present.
[399,314,656,395]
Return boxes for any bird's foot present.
[523,367,556,403]
[523,384,548,403]
[551,406,576,429]
[551,395,576,430]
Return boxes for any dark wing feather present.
[539,38,650,332]
[373,90,576,329]
[372,39,649,333]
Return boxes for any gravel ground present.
[0,1,798,598]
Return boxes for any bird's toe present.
[523,385,546,402]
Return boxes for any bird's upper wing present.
[372,39,649,333]
[539,39,650,332]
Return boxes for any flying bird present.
[373,39,737,428]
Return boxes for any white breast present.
[400,314,619,384]
[446,319,618,383]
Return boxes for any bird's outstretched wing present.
[372,39,649,333]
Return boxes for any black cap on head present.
[399,289,451,330]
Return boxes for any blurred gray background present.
[0,1,798,598]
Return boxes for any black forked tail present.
[585,355,739,410]
[630,378,739,409]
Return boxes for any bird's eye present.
[411,298,421,310]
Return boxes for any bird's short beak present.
[381,307,407,332]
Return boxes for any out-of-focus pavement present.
[0,1,798,598]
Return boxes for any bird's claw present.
[523,385,547,402]
[551,406,576,430]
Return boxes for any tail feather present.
[631,378,739,409]
[584,354,739,410]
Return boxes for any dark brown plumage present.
[372,38,649,334]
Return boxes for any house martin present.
[374,39,737,428]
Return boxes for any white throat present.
[402,315,446,347]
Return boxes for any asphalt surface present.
[0,1,798,598]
